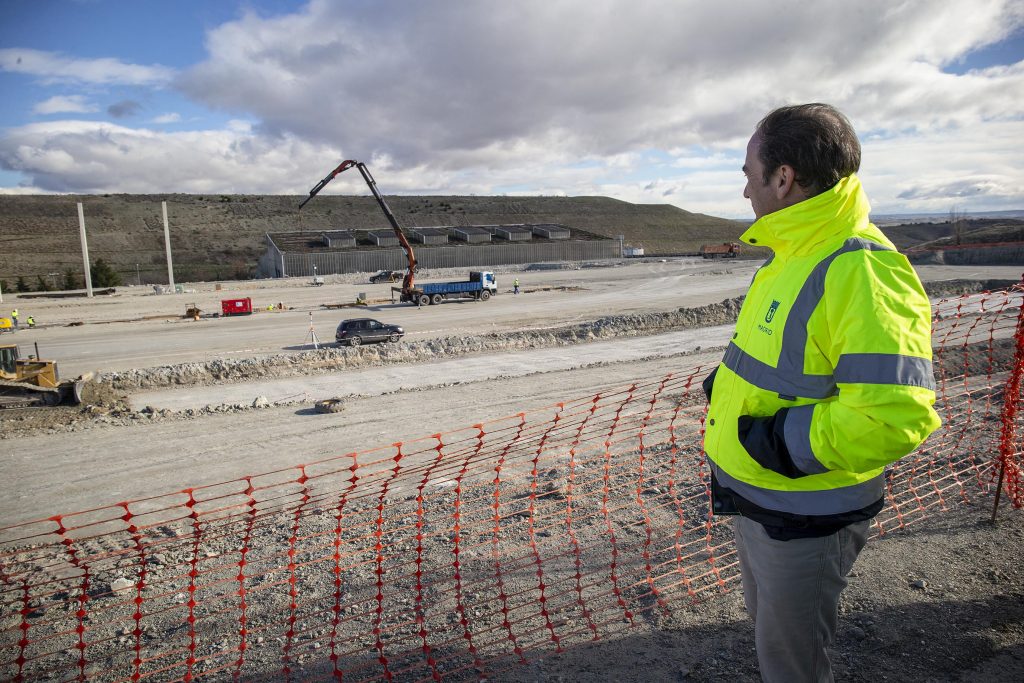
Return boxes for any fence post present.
[992,278,1024,522]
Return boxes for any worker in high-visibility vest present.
[10,309,18,329]
[702,103,940,682]
[26,316,35,328]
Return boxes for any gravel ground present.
[1,263,1021,682]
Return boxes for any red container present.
[221,297,253,316]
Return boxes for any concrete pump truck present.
[299,161,496,305]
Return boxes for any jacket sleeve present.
[702,366,718,402]
[782,249,942,475]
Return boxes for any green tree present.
[35,275,51,292]
[0,280,8,295]
[15,276,30,292]
[62,269,78,290]
[90,258,123,287]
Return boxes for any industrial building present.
[257,223,621,278]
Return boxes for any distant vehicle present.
[335,318,404,346]
[403,271,498,306]
[369,269,404,284]
[700,242,740,259]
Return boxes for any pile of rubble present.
[99,297,746,392]
[1,279,1014,439]
[98,278,1014,395]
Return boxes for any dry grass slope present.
[0,194,748,283]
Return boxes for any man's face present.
[742,134,782,220]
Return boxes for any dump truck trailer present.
[700,242,740,259]
[394,271,497,306]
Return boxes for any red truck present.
[700,242,740,259]
[221,297,253,316]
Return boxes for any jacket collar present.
[740,174,872,256]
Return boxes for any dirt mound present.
[0,280,1011,440]
[924,278,1020,298]
[97,297,746,392]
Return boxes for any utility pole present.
[136,264,141,286]
[162,201,175,290]
[78,202,94,298]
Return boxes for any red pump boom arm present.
[299,160,417,293]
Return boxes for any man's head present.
[742,103,861,219]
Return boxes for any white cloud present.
[33,95,97,115]
[2,0,1023,215]
[152,113,181,124]
[0,120,343,194]
[0,48,174,86]
[176,1,1024,162]
[861,119,1024,213]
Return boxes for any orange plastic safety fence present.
[1,283,1022,682]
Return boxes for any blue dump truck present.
[395,271,498,306]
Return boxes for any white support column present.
[78,202,94,298]
[162,201,175,289]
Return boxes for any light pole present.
[136,264,141,286]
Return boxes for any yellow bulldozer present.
[0,343,92,408]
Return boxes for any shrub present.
[90,258,123,287]
[62,269,78,290]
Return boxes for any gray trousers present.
[733,515,869,683]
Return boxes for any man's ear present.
[774,164,809,205]
[773,164,797,201]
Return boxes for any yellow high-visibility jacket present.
[704,174,941,521]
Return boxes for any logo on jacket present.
[764,300,781,324]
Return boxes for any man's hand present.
[737,409,808,478]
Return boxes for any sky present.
[0,0,1022,219]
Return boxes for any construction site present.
[0,235,1022,680]
[0,152,1021,683]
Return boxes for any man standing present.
[513,278,520,295]
[702,103,940,681]
[10,309,18,329]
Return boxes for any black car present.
[335,318,404,346]
[369,270,403,284]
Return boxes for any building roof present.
[321,230,356,240]
[266,223,607,254]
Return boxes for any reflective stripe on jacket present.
[704,174,941,517]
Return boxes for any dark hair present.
[755,103,861,196]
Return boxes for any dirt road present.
[11,261,1017,378]
[9,260,756,376]
[2,260,1021,523]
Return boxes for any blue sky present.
[1,0,1023,218]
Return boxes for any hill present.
[0,194,748,285]
[3,193,1019,288]
[880,217,1024,250]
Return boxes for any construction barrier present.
[1,283,1022,682]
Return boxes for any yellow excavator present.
[0,343,91,408]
